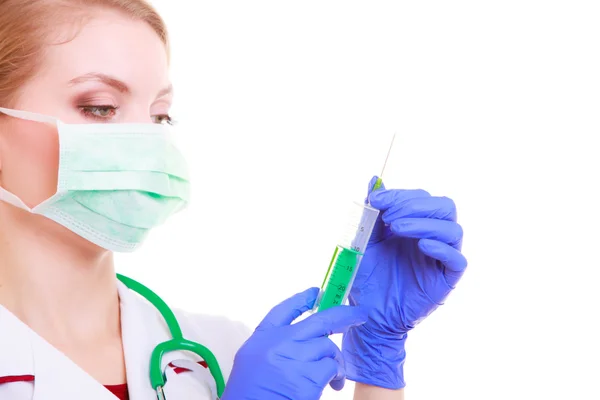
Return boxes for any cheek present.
[0,120,59,208]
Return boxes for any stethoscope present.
[116,274,225,399]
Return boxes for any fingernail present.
[394,219,414,229]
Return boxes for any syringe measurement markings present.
[318,246,360,311]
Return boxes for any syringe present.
[314,134,396,312]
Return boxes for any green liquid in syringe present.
[317,245,361,312]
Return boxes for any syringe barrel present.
[339,201,380,253]
[314,201,380,312]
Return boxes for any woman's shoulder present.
[119,281,252,362]
[119,282,252,382]
[173,308,252,348]
[169,309,252,381]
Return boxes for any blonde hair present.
[0,0,169,107]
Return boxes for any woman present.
[0,1,467,399]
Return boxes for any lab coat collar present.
[118,279,162,400]
[0,304,35,383]
[0,303,117,400]
[118,280,207,400]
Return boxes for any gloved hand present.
[222,287,369,400]
[342,177,468,389]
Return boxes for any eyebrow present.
[68,72,173,98]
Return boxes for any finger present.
[306,357,345,391]
[292,305,369,340]
[367,175,386,193]
[368,188,431,211]
[390,218,463,248]
[256,287,320,330]
[328,343,346,391]
[363,176,386,205]
[380,196,457,223]
[329,367,346,391]
[288,337,343,362]
[419,239,468,288]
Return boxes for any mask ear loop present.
[0,107,59,125]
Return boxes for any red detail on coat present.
[0,373,129,400]
[104,383,129,400]
[0,375,35,384]
[168,361,208,374]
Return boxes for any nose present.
[123,108,154,124]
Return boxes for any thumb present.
[366,176,388,244]
[366,175,386,202]
[256,287,319,330]
[292,305,369,340]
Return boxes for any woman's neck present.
[0,208,121,345]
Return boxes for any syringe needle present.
[371,132,396,193]
[380,132,396,179]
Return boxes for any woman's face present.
[0,9,171,248]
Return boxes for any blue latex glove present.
[342,177,468,389]
[223,287,369,400]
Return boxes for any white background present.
[115,1,600,399]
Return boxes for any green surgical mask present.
[0,107,190,252]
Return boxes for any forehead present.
[40,10,169,93]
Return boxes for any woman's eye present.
[152,114,175,125]
[79,105,118,120]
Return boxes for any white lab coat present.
[0,281,251,399]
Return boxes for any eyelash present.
[154,114,176,126]
[78,105,176,125]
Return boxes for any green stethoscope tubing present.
[116,274,226,398]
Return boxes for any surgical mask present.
[0,107,190,252]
